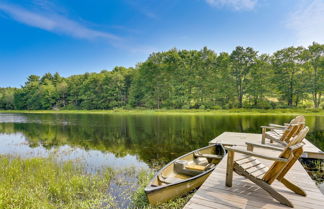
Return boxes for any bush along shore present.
[300,159,324,185]
[2,108,324,116]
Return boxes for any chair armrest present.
[268,124,286,129]
[290,142,305,151]
[261,126,278,130]
[272,129,283,135]
[224,146,288,162]
[245,142,284,151]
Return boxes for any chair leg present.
[280,177,306,196]
[248,176,294,207]
[234,165,294,207]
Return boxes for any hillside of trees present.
[1,43,323,110]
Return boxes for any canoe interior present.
[145,144,225,204]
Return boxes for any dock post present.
[226,150,234,187]
[261,127,266,144]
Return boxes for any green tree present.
[22,75,41,109]
[230,46,258,108]
[246,54,272,108]
[0,88,16,109]
[272,47,306,107]
[212,52,236,108]
[304,42,324,108]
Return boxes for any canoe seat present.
[194,157,209,166]
[194,152,223,160]
[174,160,215,177]
[158,175,182,184]
[185,164,205,171]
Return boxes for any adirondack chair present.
[261,122,305,145]
[268,115,305,130]
[262,115,305,140]
[225,127,309,207]
[267,115,305,136]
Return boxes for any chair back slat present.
[293,122,305,135]
[262,127,309,184]
[286,126,308,147]
[281,124,300,143]
[283,123,305,143]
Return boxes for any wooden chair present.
[268,115,305,130]
[261,122,305,146]
[267,115,305,136]
[225,127,309,207]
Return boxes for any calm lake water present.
[0,113,323,207]
[0,113,324,170]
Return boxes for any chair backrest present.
[289,115,305,125]
[281,123,301,143]
[292,122,305,138]
[282,123,305,143]
[262,127,309,184]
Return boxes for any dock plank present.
[209,132,323,157]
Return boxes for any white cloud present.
[287,0,324,46]
[0,2,120,41]
[205,0,258,10]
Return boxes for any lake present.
[0,113,323,207]
[1,113,323,170]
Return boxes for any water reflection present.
[0,113,323,169]
[0,133,148,171]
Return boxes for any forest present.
[0,42,323,110]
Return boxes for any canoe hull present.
[146,167,213,205]
[145,144,225,205]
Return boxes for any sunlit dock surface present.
[210,132,324,160]
[184,132,324,209]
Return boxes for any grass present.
[0,155,114,209]
[0,155,192,209]
[1,108,324,115]
[130,170,194,209]
[300,159,324,185]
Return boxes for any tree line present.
[0,43,323,110]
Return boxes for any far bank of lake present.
[2,108,324,116]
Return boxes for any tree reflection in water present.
[0,113,323,169]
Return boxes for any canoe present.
[145,144,225,205]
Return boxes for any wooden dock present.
[209,132,324,160]
[184,132,324,209]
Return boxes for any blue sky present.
[0,0,323,87]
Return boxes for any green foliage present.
[271,46,307,107]
[1,43,324,110]
[0,88,16,109]
[230,46,258,108]
[303,42,324,108]
[246,54,272,108]
[0,156,114,209]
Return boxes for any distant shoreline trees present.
[1,43,323,110]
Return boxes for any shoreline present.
[1,109,324,115]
